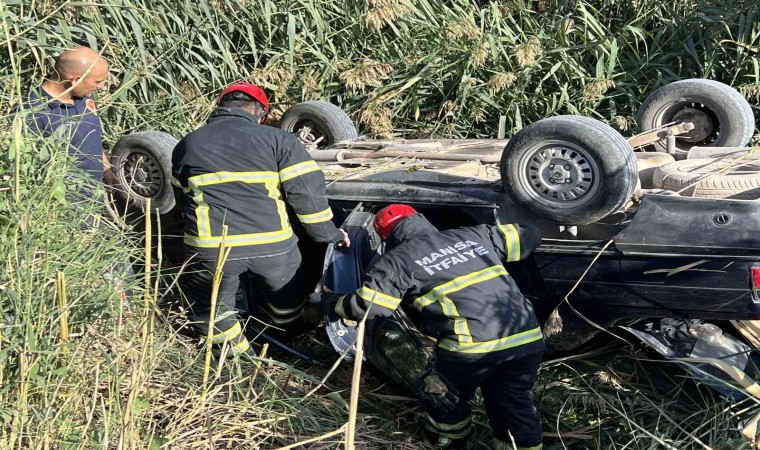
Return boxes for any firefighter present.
[309,204,544,450]
[172,82,350,358]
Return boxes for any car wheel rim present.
[656,103,720,145]
[517,140,600,207]
[120,148,163,198]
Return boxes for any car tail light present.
[752,267,760,290]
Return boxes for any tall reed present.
[1,1,759,449]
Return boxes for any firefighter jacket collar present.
[386,213,439,251]
[208,106,260,124]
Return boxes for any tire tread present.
[652,158,760,199]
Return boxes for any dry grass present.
[515,37,544,68]
[358,105,394,137]
[487,72,518,93]
[445,19,481,41]
[581,79,616,104]
[471,42,491,69]
[364,0,412,31]
[339,60,394,92]
[9,0,759,141]
[741,83,760,102]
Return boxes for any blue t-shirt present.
[23,89,104,181]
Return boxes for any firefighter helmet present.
[374,204,417,241]
[217,82,269,122]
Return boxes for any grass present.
[0,138,358,448]
[1,0,760,449]
[536,350,754,449]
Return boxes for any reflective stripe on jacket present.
[329,214,544,360]
[171,107,342,259]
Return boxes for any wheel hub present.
[135,167,149,183]
[122,150,162,198]
[521,143,598,205]
[549,164,572,182]
[672,107,716,143]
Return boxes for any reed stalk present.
[56,270,69,344]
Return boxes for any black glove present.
[416,367,460,414]
[308,291,340,315]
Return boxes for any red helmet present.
[374,204,417,241]
[217,82,269,121]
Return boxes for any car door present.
[614,194,760,321]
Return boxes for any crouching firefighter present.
[172,82,350,358]
[309,204,544,449]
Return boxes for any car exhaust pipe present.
[310,149,501,164]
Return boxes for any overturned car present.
[108,78,760,400]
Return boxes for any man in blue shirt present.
[23,46,111,184]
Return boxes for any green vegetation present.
[4,0,759,140]
[1,0,760,449]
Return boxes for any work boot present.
[261,309,322,342]
[210,334,257,362]
[301,305,324,329]
[493,438,543,450]
[423,429,468,449]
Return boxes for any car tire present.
[111,131,178,214]
[635,152,676,189]
[279,101,358,149]
[686,147,760,160]
[652,158,760,199]
[500,115,638,225]
[636,79,755,155]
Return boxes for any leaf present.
[134,397,151,412]
[287,12,296,69]
[607,38,618,78]
[540,61,564,83]
[149,435,169,450]
[38,144,49,160]
[51,180,66,202]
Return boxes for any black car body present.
[315,178,760,393]
[324,174,760,331]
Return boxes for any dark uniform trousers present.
[426,350,544,450]
[180,250,304,355]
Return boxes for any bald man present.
[23,46,112,184]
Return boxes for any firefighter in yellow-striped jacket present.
[310,204,544,450]
[172,82,350,358]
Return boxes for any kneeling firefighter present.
[172,82,350,359]
[310,204,545,449]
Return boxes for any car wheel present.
[635,152,676,189]
[279,101,358,149]
[636,79,755,155]
[652,158,760,199]
[111,131,178,214]
[500,115,638,225]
